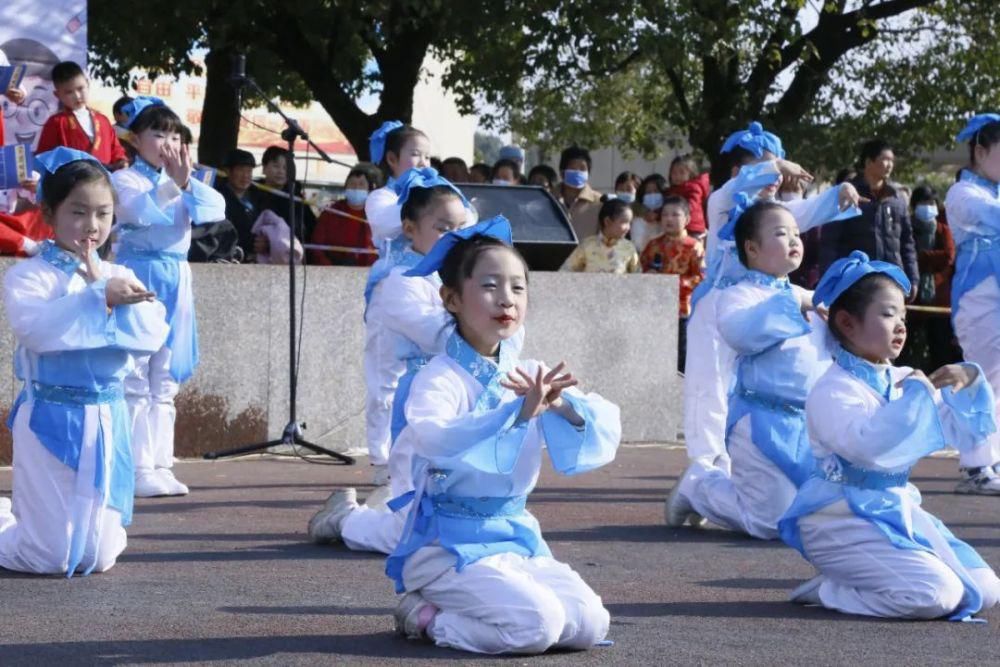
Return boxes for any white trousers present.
[340,438,414,554]
[953,276,1000,468]
[362,331,394,466]
[415,552,610,655]
[125,344,179,475]
[683,288,736,469]
[798,499,1000,619]
[682,415,798,539]
[0,403,126,574]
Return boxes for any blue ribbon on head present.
[813,250,911,308]
[393,166,469,209]
[35,147,110,202]
[369,120,404,164]
[404,215,513,278]
[717,192,756,242]
[720,121,786,159]
[121,95,166,129]
[956,113,1000,143]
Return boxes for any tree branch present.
[665,66,692,123]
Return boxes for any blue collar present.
[38,240,93,277]
[445,331,517,414]
[132,157,163,186]
[960,169,1000,198]
[740,269,791,290]
[835,346,892,399]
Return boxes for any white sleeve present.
[378,273,453,354]
[365,187,402,245]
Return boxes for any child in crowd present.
[0,149,168,575]
[310,166,378,266]
[614,171,641,204]
[112,96,227,498]
[469,163,492,184]
[528,165,558,195]
[385,226,621,654]
[640,195,704,372]
[944,113,1000,493]
[633,173,668,252]
[560,196,640,274]
[666,154,711,239]
[36,62,128,171]
[558,146,602,240]
[309,170,470,549]
[491,159,519,186]
[779,251,1000,620]
[440,157,470,184]
[667,198,841,537]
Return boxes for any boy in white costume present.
[0,148,168,575]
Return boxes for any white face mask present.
[914,203,939,223]
[492,178,512,186]
[615,191,636,204]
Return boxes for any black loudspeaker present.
[458,184,578,271]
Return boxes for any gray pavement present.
[0,445,997,665]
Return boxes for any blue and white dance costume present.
[673,196,851,538]
[110,97,226,491]
[0,152,168,575]
[385,320,620,653]
[779,252,1000,620]
[945,114,1000,471]
[345,216,521,555]
[683,124,860,469]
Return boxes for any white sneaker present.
[365,484,393,511]
[789,575,824,605]
[372,464,390,486]
[956,467,1000,495]
[307,488,359,543]
[665,463,707,528]
[157,469,190,496]
[134,470,172,497]
[394,591,438,639]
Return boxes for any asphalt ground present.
[1,445,998,665]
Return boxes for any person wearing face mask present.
[613,171,641,204]
[557,146,602,239]
[633,173,668,253]
[310,166,380,266]
[490,159,519,186]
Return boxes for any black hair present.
[967,120,1000,166]
[726,146,757,173]
[400,184,462,222]
[430,156,444,172]
[130,104,184,136]
[178,124,193,146]
[910,184,938,207]
[559,145,592,172]
[40,160,114,213]
[528,164,557,188]
[639,173,667,195]
[828,273,906,345]
[614,171,640,189]
[439,234,529,293]
[262,145,290,166]
[51,60,85,86]
[858,139,893,168]
[352,162,384,189]
[734,200,788,267]
[660,195,690,217]
[346,167,375,190]
[597,195,633,231]
[112,95,133,116]
[834,167,857,185]
[381,125,428,170]
[470,163,492,181]
[442,156,468,169]
[492,158,519,179]
[670,154,699,180]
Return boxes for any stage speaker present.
[458,184,578,271]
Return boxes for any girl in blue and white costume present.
[683,122,862,473]
[944,114,1000,494]
[0,149,168,575]
[385,225,621,654]
[111,97,226,498]
[668,195,859,538]
[779,251,1000,619]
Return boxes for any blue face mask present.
[345,189,368,207]
[492,178,512,186]
[615,191,636,204]
[563,169,588,189]
[914,203,938,223]
[642,193,664,210]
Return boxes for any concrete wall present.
[0,260,681,463]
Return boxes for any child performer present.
[112,97,226,498]
[365,121,432,254]
[309,170,470,548]
[945,113,1000,494]
[779,251,1000,620]
[560,196,641,273]
[384,225,622,654]
[0,148,168,575]
[667,195,855,537]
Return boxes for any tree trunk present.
[198,48,242,167]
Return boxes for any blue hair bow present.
[404,215,513,278]
[369,120,404,164]
[35,147,110,202]
[720,121,786,159]
[813,250,911,308]
[956,113,1000,143]
[121,95,166,129]
[393,166,469,208]
[717,192,756,242]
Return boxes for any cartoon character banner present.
[0,1,87,148]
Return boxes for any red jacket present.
[0,208,53,256]
[666,172,711,235]
[36,108,127,167]
[309,199,377,267]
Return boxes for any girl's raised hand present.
[162,143,191,189]
[74,238,102,283]
[502,362,579,423]
[928,364,978,392]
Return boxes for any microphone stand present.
[204,68,354,464]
